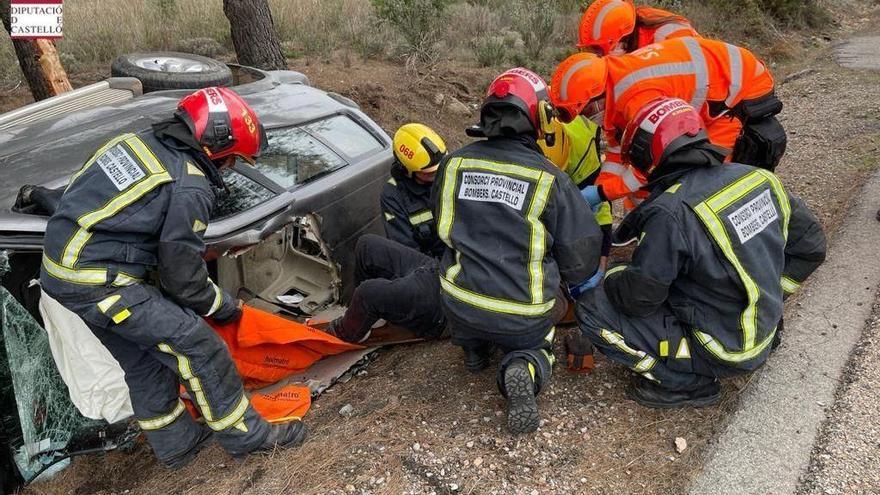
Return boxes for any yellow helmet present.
[393,123,448,176]
[538,118,572,171]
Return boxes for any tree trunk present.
[222,0,287,71]
[0,0,72,101]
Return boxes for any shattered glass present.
[0,251,101,480]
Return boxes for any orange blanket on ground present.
[199,306,363,422]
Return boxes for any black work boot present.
[627,379,721,409]
[503,359,540,434]
[325,317,372,344]
[162,427,213,470]
[241,420,308,457]
[463,344,495,373]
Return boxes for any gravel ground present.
[798,297,880,495]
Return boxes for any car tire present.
[111,52,233,93]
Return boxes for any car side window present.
[212,168,276,219]
[253,127,346,189]
[303,115,383,159]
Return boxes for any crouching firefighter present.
[575,99,826,408]
[381,123,448,258]
[40,87,307,468]
[324,125,450,343]
[436,68,604,434]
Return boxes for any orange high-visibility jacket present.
[634,6,699,48]
[598,37,775,202]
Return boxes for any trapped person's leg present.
[575,287,721,408]
[354,234,433,283]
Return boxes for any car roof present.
[0,78,354,210]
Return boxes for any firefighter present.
[538,115,611,280]
[381,123,448,258]
[577,0,698,56]
[435,68,604,434]
[40,87,306,469]
[321,124,449,343]
[575,98,826,407]
[550,38,787,210]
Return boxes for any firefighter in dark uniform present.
[325,124,449,343]
[40,88,306,469]
[434,68,604,434]
[380,123,447,258]
[575,98,827,408]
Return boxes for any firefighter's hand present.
[212,298,244,325]
[568,270,604,301]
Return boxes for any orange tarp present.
[197,306,363,422]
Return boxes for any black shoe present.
[463,344,495,373]
[771,317,784,351]
[503,360,540,434]
[162,427,213,470]
[241,420,308,457]
[325,318,372,344]
[627,379,721,409]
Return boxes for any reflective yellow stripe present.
[157,343,250,432]
[440,277,555,316]
[694,329,775,363]
[705,171,767,212]
[111,309,131,324]
[544,327,556,344]
[387,177,397,186]
[540,348,556,366]
[158,343,214,423]
[527,172,554,304]
[445,250,463,283]
[43,255,141,287]
[756,169,791,241]
[204,282,224,317]
[384,212,395,222]
[43,254,109,285]
[97,295,121,314]
[124,135,165,175]
[267,415,301,424]
[666,183,682,194]
[659,340,669,357]
[604,265,627,279]
[186,162,204,177]
[600,329,644,358]
[437,157,463,245]
[409,210,433,225]
[137,400,186,431]
[781,276,801,294]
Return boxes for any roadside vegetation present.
[0,0,830,86]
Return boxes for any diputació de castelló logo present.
[9,0,63,40]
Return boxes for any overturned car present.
[0,55,392,489]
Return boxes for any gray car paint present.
[0,67,394,298]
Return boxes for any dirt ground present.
[7,4,880,494]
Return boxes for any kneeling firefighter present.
[381,123,448,258]
[435,68,604,434]
[40,87,306,468]
[575,98,826,408]
[325,124,450,343]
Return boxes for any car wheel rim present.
[132,56,211,73]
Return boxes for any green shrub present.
[471,36,507,67]
[371,0,453,64]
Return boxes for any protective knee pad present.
[732,116,787,171]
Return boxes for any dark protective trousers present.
[336,234,446,339]
[575,287,739,392]
[450,298,564,397]
[48,283,270,463]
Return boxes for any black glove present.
[564,333,595,374]
[212,298,243,325]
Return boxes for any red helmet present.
[621,98,708,176]
[176,87,267,164]
[482,68,550,132]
